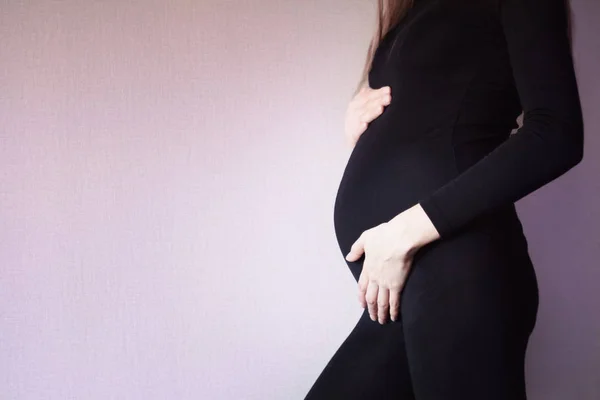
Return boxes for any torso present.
[333,0,527,280]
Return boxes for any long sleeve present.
[417,0,584,238]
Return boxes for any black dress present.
[304,0,583,399]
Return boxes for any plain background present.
[1,0,598,399]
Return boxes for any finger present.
[359,103,385,124]
[362,86,391,107]
[389,289,401,322]
[357,269,369,309]
[377,287,390,325]
[355,84,386,108]
[379,91,392,105]
[365,279,379,321]
[353,86,373,108]
[360,93,392,123]
[366,85,391,101]
[372,86,392,101]
[355,93,383,115]
[381,86,392,100]
[351,121,368,144]
[368,90,392,110]
[384,91,392,104]
[346,232,366,261]
[358,121,368,134]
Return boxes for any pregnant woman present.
[304,0,584,399]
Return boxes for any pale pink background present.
[1,1,598,399]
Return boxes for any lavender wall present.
[1,1,598,399]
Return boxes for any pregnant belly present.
[333,126,458,259]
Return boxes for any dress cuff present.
[418,195,454,239]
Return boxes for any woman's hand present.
[344,85,392,147]
[345,204,441,324]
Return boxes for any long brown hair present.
[354,0,414,96]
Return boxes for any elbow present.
[564,117,584,168]
[536,106,585,170]
[569,137,584,167]
[527,111,584,175]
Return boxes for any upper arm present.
[499,0,583,156]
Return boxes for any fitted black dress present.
[304,0,583,399]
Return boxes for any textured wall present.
[1,1,598,399]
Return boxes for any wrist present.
[390,203,441,249]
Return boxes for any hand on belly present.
[345,203,441,324]
[344,85,391,147]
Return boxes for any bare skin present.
[344,84,392,147]
[343,84,441,325]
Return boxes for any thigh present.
[304,308,415,400]
[401,230,539,400]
